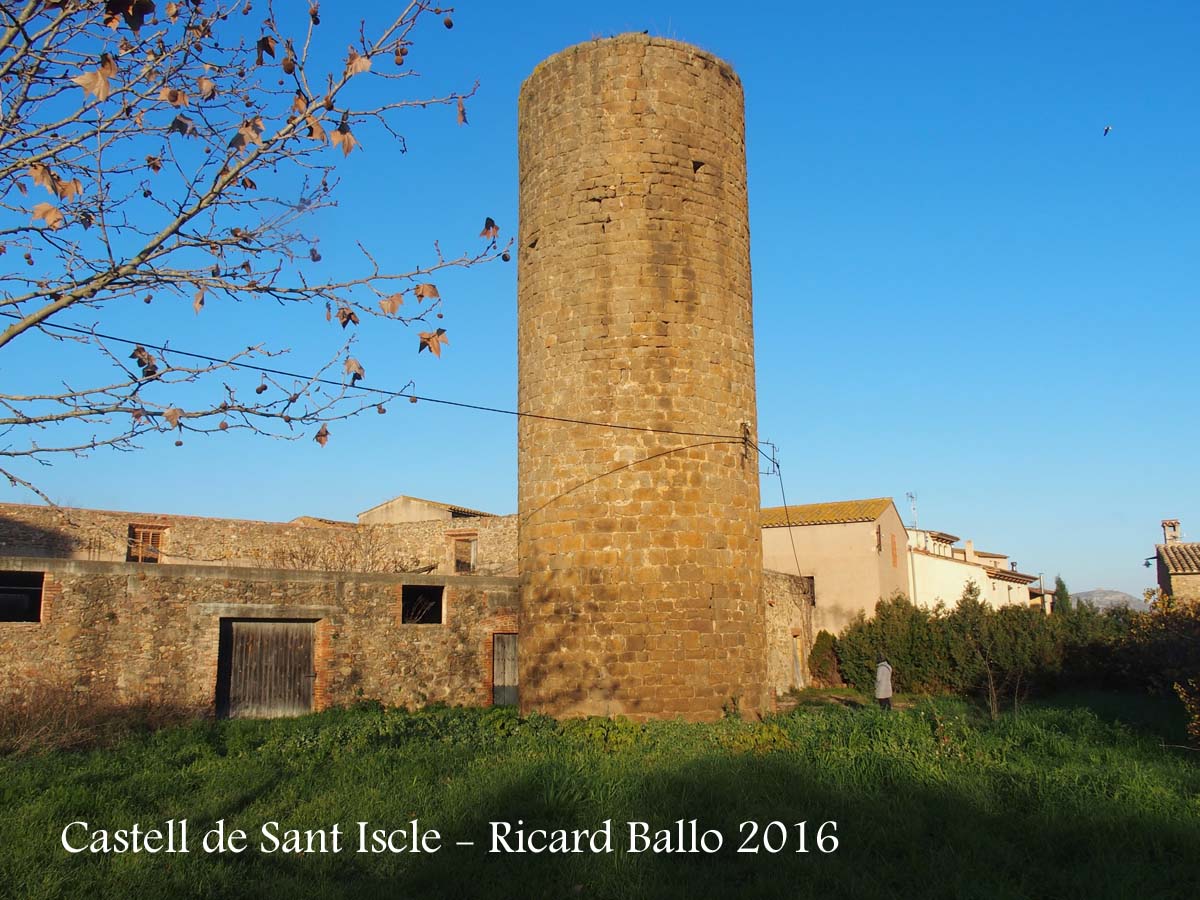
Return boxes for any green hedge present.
[834,584,1130,716]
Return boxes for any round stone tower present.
[517,34,764,721]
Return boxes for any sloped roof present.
[1159,543,1200,575]
[289,515,356,528]
[985,566,1037,585]
[357,494,496,519]
[762,497,894,528]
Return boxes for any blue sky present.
[3,1,1197,596]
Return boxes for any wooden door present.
[218,619,315,718]
[492,633,518,707]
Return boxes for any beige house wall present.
[907,549,1032,608]
[762,505,909,636]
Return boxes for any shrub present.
[808,630,841,687]
[0,683,199,756]
[834,586,1134,717]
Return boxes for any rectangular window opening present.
[453,538,477,574]
[0,571,44,622]
[401,584,444,624]
[127,524,166,563]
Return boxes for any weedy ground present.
[1,691,1197,900]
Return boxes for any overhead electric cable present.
[1,312,745,441]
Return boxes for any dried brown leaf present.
[379,294,403,315]
[197,75,217,100]
[72,65,115,102]
[345,47,371,78]
[165,1,179,22]
[418,328,449,357]
[193,287,205,314]
[480,217,499,239]
[313,423,329,447]
[30,165,83,202]
[256,35,276,66]
[163,407,183,429]
[330,121,357,156]
[335,307,359,329]
[57,178,84,202]
[305,114,327,143]
[167,114,196,137]
[31,202,64,230]
[457,97,467,126]
[344,357,365,385]
[158,86,189,107]
[104,1,154,32]
[413,283,440,301]
[128,345,157,378]
[228,116,264,152]
[28,163,54,193]
[146,155,163,173]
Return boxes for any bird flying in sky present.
[1103,125,1112,136]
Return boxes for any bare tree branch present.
[0,0,507,499]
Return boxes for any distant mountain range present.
[1070,589,1148,611]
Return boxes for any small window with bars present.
[127,524,166,563]
[453,538,477,574]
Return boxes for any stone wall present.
[516,34,765,721]
[0,502,517,577]
[764,569,815,698]
[1168,573,1200,600]
[0,556,518,713]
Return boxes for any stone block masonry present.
[0,555,518,713]
[0,502,517,577]
[764,570,816,696]
[517,34,766,721]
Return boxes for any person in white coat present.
[874,658,893,711]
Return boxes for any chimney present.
[1162,519,1180,544]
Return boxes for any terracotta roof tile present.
[762,497,894,528]
[1159,543,1200,575]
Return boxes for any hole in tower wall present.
[527,236,538,250]
[692,160,704,173]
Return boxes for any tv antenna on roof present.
[906,492,918,529]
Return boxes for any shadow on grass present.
[1030,689,1190,744]
[11,739,1195,900]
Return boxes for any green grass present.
[1,695,1198,900]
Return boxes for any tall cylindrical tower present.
[517,34,764,721]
